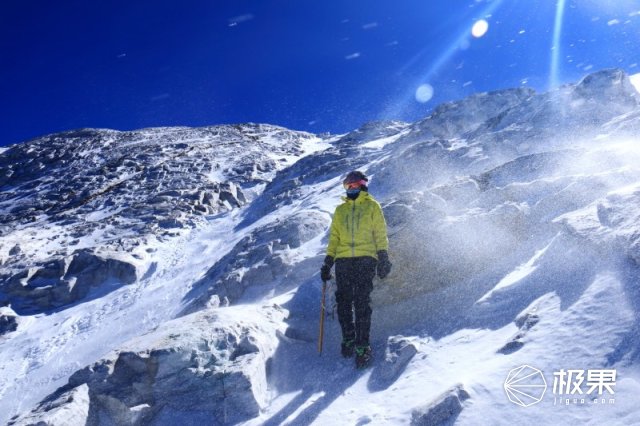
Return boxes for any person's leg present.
[334,258,355,353]
[353,257,377,347]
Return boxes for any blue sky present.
[2,0,640,146]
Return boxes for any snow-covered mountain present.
[0,124,325,314]
[3,68,640,425]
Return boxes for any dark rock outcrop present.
[410,384,471,426]
[0,306,18,335]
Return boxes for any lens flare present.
[415,84,434,103]
[550,0,567,88]
[381,0,505,119]
[471,19,489,38]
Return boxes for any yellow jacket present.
[327,191,389,259]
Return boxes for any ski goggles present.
[343,180,367,190]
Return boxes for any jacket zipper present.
[351,202,356,256]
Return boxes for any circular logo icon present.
[504,365,547,407]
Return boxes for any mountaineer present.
[320,170,392,368]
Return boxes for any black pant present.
[335,256,377,347]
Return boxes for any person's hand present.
[377,250,392,279]
[320,255,334,281]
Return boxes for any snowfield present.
[2,69,640,425]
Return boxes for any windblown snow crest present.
[4,69,640,425]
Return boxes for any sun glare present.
[471,19,489,38]
[415,84,434,103]
[383,0,506,119]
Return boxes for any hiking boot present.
[355,345,372,369]
[341,339,355,358]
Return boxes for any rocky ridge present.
[0,124,324,313]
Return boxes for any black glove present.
[320,255,334,281]
[377,250,392,279]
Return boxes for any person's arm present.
[372,203,389,252]
[321,212,340,281]
[326,209,340,258]
[372,202,392,278]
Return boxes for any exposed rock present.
[498,310,541,355]
[219,182,246,207]
[16,305,286,425]
[157,217,184,229]
[2,250,139,314]
[8,383,91,426]
[410,384,470,426]
[515,310,541,330]
[370,335,417,390]
[8,244,21,256]
[0,306,18,334]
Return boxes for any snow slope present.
[3,68,640,425]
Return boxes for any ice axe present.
[318,279,327,354]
